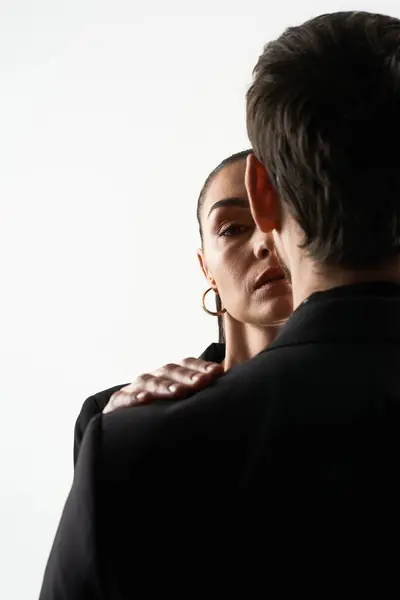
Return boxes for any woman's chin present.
[254,293,293,326]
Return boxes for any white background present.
[0,1,398,597]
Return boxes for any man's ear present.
[197,249,216,288]
[245,154,279,233]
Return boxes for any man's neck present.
[290,257,400,310]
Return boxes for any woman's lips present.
[253,267,286,291]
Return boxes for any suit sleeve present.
[40,415,106,600]
[73,396,102,466]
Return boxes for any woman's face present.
[198,159,293,326]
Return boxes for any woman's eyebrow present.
[207,197,249,218]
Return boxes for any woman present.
[74,150,293,464]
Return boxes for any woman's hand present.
[103,358,223,414]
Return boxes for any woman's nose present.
[254,237,270,260]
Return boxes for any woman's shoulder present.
[73,344,224,464]
[81,342,224,413]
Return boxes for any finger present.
[104,372,187,412]
[146,377,189,397]
[143,375,214,400]
[134,372,182,394]
[103,380,184,414]
[103,389,149,413]
[180,357,223,374]
[156,362,221,385]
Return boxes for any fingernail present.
[206,364,217,371]
[191,373,201,381]
[135,392,146,402]
[168,384,179,392]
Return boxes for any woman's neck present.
[222,317,282,371]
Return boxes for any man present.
[40,11,400,598]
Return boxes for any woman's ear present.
[197,249,216,288]
[245,154,280,233]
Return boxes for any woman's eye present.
[218,223,249,237]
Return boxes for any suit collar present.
[199,343,225,363]
[269,282,400,350]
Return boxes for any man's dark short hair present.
[246,11,400,268]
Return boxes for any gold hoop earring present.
[202,287,227,317]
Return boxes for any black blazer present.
[40,283,400,599]
[73,343,226,465]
